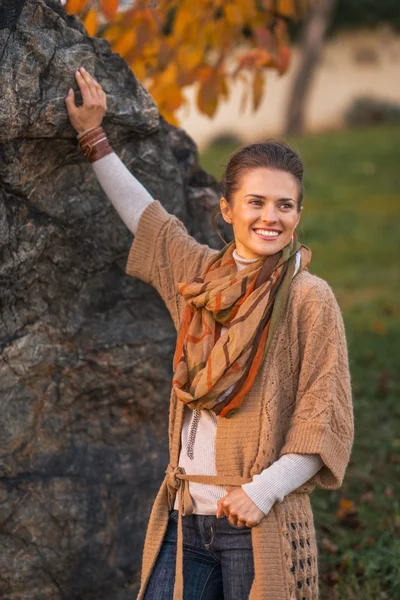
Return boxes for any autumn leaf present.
[197,72,219,117]
[372,320,386,333]
[336,498,357,521]
[252,69,265,111]
[254,26,274,51]
[276,45,291,75]
[100,0,119,21]
[113,29,136,57]
[237,48,272,71]
[65,0,90,15]
[103,25,122,44]
[83,8,98,37]
[277,0,296,18]
[173,6,196,40]
[67,0,304,123]
[159,108,179,127]
[224,4,243,27]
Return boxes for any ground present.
[201,124,400,600]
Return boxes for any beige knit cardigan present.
[126,201,354,600]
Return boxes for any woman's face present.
[220,167,302,259]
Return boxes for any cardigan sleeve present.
[279,278,354,490]
[125,200,218,329]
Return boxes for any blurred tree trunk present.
[284,0,338,137]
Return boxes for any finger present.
[75,70,93,105]
[83,68,106,105]
[85,68,101,88]
[245,520,257,528]
[80,67,99,96]
[65,88,76,113]
[228,516,241,527]
[216,502,225,519]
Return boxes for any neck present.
[232,249,259,272]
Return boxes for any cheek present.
[285,214,300,231]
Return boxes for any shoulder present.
[290,270,339,305]
[288,270,344,324]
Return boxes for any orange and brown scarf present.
[172,237,311,418]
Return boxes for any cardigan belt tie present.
[166,464,253,600]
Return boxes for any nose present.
[260,202,278,223]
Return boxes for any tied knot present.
[166,465,185,491]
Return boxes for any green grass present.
[201,125,400,599]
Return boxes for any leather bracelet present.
[78,126,114,163]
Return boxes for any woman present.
[65,68,354,600]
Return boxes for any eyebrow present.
[244,194,295,202]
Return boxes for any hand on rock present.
[65,67,107,134]
[216,487,265,528]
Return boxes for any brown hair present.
[222,139,304,211]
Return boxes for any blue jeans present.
[144,510,255,600]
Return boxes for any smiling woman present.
[65,68,354,600]
[219,143,304,260]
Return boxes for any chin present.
[253,242,282,257]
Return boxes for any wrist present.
[78,126,114,163]
[77,126,97,139]
[241,484,275,516]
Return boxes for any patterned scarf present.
[172,237,312,418]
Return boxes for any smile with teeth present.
[254,228,281,240]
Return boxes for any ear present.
[294,205,303,229]
[220,197,232,224]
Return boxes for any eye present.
[280,202,294,210]
[249,199,263,206]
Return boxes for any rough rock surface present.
[0,1,222,597]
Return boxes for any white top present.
[90,150,323,516]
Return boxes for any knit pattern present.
[276,494,319,600]
[126,201,354,600]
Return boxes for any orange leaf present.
[197,77,219,118]
[152,82,183,112]
[372,320,385,334]
[336,498,357,521]
[277,0,296,18]
[159,108,179,127]
[218,75,229,101]
[224,4,243,27]
[66,0,90,15]
[276,45,291,75]
[252,69,265,111]
[103,25,122,44]
[173,6,195,40]
[113,29,136,57]
[196,65,214,84]
[130,59,147,81]
[238,48,271,70]
[83,8,98,37]
[235,0,256,22]
[176,45,204,71]
[100,0,119,21]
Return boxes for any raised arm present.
[65,67,153,235]
[65,68,218,328]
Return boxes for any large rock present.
[0,1,222,597]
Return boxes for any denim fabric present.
[144,510,255,600]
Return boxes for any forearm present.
[66,70,154,235]
[92,152,154,235]
[242,453,323,516]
